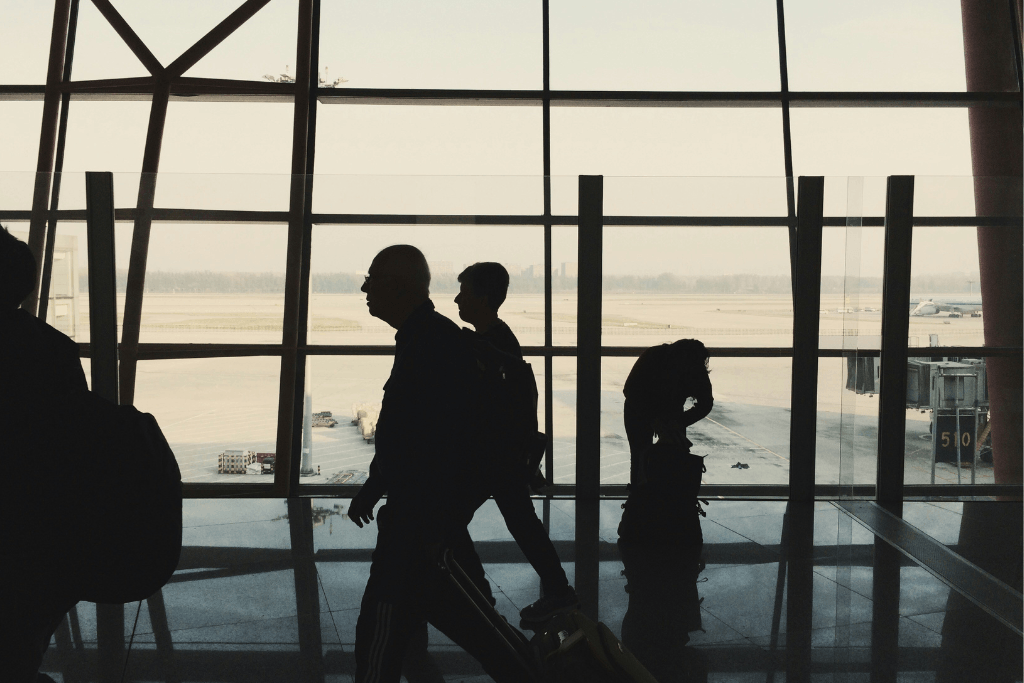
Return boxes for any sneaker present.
[519,586,581,623]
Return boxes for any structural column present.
[86,171,125,682]
[789,177,824,501]
[876,176,915,511]
[961,0,1023,486]
[576,175,603,619]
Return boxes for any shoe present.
[519,586,580,623]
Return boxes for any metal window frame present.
[12,1,1022,505]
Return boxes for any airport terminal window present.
[133,357,282,484]
[60,102,151,173]
[0,2,54,84]
[1,1,1019,502]
[313,106,544,179]
[789,109,974,178]
[309,173,544,218]
[550,108,787,178]
[548,0,781,91]
[161,102,295,176]
[0,104,46,174]
[602,356,793,486]
[318,0,541,90]
[783,0,968,91]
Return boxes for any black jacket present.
[480,319,522,359]
[358,300,478,518]
[623,343,714,433]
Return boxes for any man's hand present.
[347,494,376,528]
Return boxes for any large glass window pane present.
[1,104,45,173]
[550,0,781,91]
[551,356,578,484]
[551,109,786,212]
[62,102,151,172]
[162,103,294,174]
[311,175,542,217]
[152,173,291,213]
[314,106,542,178]
[310,224,545,347]
[817,178,887,488]
[133,357,280,484]
[909,225,985,348]
[135,223,288,345]
[552,224,578,347]
[785,0,967,91]
[319,0,541,89]
[603,226,794,348]
[303,355,391,483]
[602,356,793,486]
[602,177,789,218]
[1,2,55,84]
[790,109,973,178]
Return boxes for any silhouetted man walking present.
[348,246,520,683]
[455,262,579,622]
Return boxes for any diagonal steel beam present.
[118,79,171,405]
[274,0,315,495]
[166,0,274,78]
[25,0,72,316]
[38,0,81,323]
[91,0,164,75]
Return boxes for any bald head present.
[373,244,431,297]
[361,245,432,328]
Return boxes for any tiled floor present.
[37,498,1022,682]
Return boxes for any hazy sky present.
[1,0,985,277]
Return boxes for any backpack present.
[31,389,183,604]
[461,328,547,488]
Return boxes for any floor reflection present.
[619,538,708,682]
[37,499,1021,682]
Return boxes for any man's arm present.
[348,457,387,527]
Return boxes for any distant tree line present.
[79,270,981,295]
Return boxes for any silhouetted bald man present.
[348,245,521,683]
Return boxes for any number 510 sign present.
[933,412,977,464]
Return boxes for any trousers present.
[353,504,523,683]
[493,482,569,596]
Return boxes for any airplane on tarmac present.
[910,297,983,317]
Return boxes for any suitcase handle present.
[440,549,539,679]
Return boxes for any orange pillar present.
[962,0,1023,485]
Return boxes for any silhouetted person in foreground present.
[622,339,714,487]
[455,262,579,623]
[0,228,88,682]
[347,246,522,683]
[619,340,713,549]
[617,340,713,680]
[1,228,181,683]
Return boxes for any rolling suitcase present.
[531,609,660,683]
[438,549,542,681]
[438,549,661,683]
